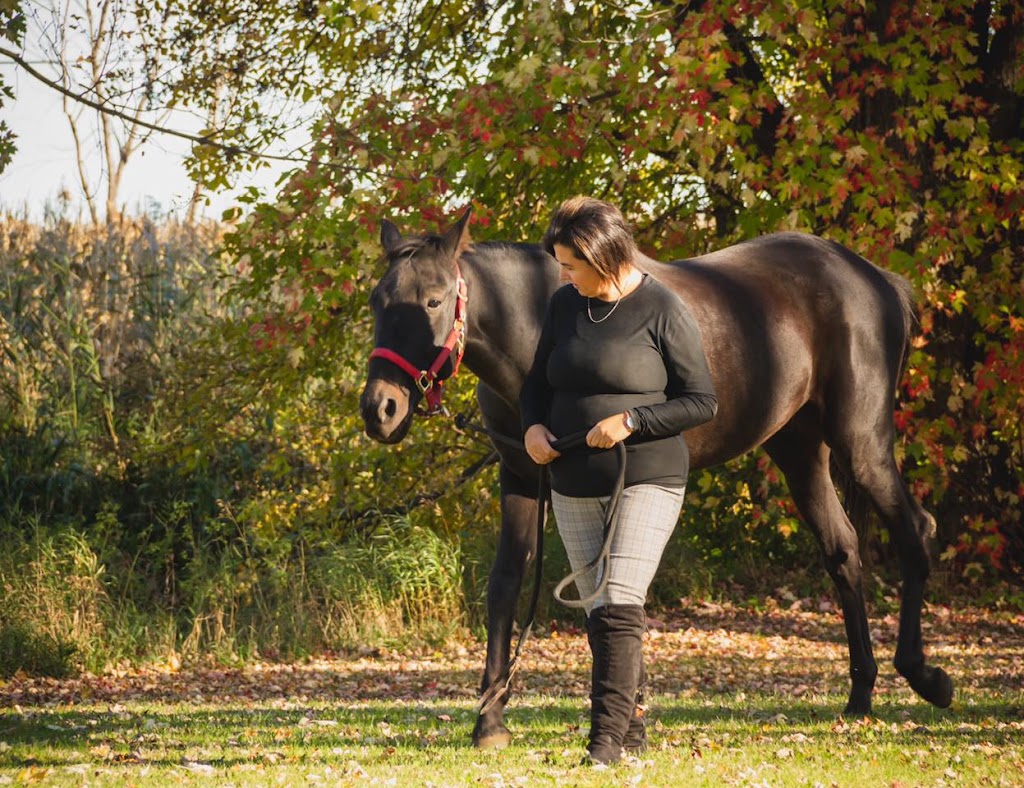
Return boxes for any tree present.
[20,0,216,223]
[0,0,24,173]
[121,0,1024,580]
[2,0,261,223]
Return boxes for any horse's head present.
[360,209,471,443]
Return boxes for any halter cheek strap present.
[369,267,468,416]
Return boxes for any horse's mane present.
[387,235,435,258]
[386,233,474,265]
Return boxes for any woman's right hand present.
[524,424,561,465]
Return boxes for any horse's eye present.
[427,298,442,309]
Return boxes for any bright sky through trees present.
[0,63,282,220]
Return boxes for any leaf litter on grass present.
[0,603,1022,786]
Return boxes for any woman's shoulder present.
[550,283,582,308]
[638,274,685,308]
[638,275,700,328]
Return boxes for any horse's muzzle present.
[360,378,413,443]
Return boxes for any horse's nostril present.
[383,398,397,420]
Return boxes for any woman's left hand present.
[586,412,633,450]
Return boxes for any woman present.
[521,196,718,764]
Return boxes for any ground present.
[1,599,1022,786]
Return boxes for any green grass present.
[0,693,1020,786]
[2,603,1021,785]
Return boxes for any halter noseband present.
[368,265,468,416]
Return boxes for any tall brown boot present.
[623,657,647,754]
[585,604,645,764]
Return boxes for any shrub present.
[309,516,468,651]
[0,615,76,679]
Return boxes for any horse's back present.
[678,232,913,381]
[639,232,913,468]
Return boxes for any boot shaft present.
[586,604,646,763]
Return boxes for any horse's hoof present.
[921,667,954,709]
[899,662,954,709]
[843,671,876,712]
[472,717,511,749]
[474,728,512,749]
[843,696,873,717]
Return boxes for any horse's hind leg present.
[765,410,878,714]
[831,419,953,710]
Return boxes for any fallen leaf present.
[180,759,214,774]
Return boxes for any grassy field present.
[1,601,1021,786]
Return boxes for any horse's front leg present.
[472,465,540,749]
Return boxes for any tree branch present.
[976,1,1023,143]
[0,44,397,180]
[57,1,99,223]
[350,448,500,536]
[721,22,782,160]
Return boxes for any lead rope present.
[459,418,627,717]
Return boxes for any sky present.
[0,59,287,222]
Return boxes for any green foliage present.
[0,616,75,679]
[0,0,25,173]
[0,510,138,673]
[3,0,1024,667]
[188,0,1022,587]
[0,211,506,665]
[309,516,467,650]
[668,452,819,596]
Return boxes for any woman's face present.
[552,243,614,300]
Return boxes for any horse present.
[359,207,953,749]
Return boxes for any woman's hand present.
[524,424,561,465]
[587,412,633,450]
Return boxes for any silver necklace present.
[587,294,622,323]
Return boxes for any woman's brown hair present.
[542,196,639,283]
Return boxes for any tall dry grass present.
[0,210,478,673]
[0,211,226,672]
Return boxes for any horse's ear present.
[441,207,472,263]
[380,219,402,254]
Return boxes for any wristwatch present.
[623,410,636,434]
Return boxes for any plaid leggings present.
[551,484,685,613]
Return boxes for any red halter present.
[368,267,468,416]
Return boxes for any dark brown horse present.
[360,208,952,749]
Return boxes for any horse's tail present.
[878,266,919,386]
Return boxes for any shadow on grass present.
[1,692,1022,772]
[1,604,1020,777]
